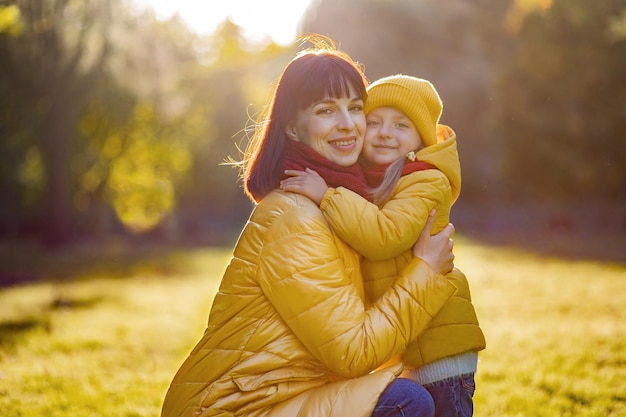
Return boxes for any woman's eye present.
[350,104,363,112]
[316,108,333,115]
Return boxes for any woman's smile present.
[329,136,358,148]
[287,85,365,167]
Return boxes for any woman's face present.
[362,107,423,165]
[287,85,365,167]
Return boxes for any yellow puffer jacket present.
[319,125,485,368]
[161,189,455,417]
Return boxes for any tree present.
[0,0,116,245]
[71,9,204,238]
[172,20,293,241]
[492,0,626,202]
[302,0,626,206]
[0,1,211,242]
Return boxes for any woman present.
[161,37,457,417]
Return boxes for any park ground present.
[0,230,625,416]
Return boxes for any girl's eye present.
[367,120,380,126]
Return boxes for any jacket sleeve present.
[319,171,451,260]
[258,202,455,379]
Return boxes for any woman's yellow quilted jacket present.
[161,189,455,417]
[319,126,486,368]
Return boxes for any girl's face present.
[362,107,423,165]
[287,85,365,167]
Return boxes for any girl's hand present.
[280,168,329,206]
[413,210,455,274]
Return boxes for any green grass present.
[455,239,626,416]
[1,239,625,416]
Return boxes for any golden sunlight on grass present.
[454,239,626,416]
[0,242,625,416]
[0,247,228,416]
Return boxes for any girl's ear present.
[285,122,299,141]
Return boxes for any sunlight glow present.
[132,0,315,45]
[505,0,554,32]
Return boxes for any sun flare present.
[132,0,314,45]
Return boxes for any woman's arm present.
[258,204,454,378]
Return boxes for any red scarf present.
[362,160,436,188]
[282,140,371,199]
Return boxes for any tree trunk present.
[41,83,75,246]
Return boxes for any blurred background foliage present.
[0,0,625,260]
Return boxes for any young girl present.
[281,74,486,417]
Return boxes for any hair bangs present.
[294,55,367,110]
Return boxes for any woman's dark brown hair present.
[239,35,368,202]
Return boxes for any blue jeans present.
[423,374,475,417]
[371,378,435,417]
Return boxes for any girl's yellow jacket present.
[161,189,455,417]
[319,125,486,368]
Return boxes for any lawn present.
[0,238,624,416]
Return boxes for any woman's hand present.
[280,168,329,206]
[413,210,455,274]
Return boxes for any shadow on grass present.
[0,239,219,288]
[459,230,626,264]
[452,202,626,264]
[50,294,104,310]
[0,291,106,347]
[0,317,50,346]
[0,240,212,348]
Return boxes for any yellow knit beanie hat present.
[364,74,443,147]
